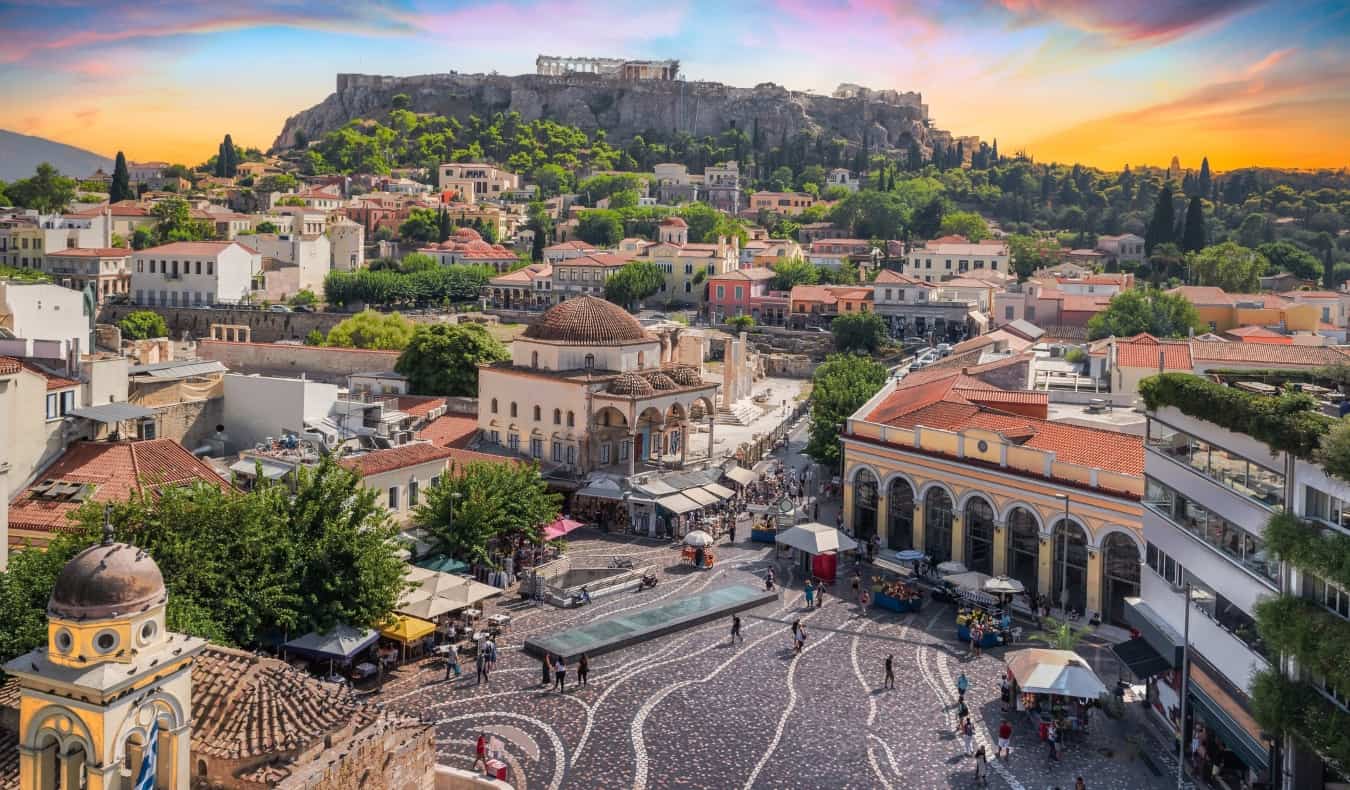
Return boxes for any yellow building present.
[1169,286,1320,332]
[841,370,1146,624]
[632,218,740,306]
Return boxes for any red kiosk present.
[774,522,858,583]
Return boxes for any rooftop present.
[338,442,455,476]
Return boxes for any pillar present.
[61,750,85,790]
[679,422,688,466]
[706,418,715,460]
[950,514,965,564]
[627,432,636,476]
[841,479,854,532]
[992,524,1008,577]
[1037,533,1054,599]
[1086,547,1103,617]
[912,503,925,552]
[875,491,889,545]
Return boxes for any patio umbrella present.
[937,560,968,576]
[543,517,585,541]
[984,575,1025,596]
[944,571,992,593]
[684,529,715,547]
[895,549,927,562]
[1005,648,1107,699]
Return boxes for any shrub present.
[118,310,169,340]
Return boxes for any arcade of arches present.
[843,466,1143,626]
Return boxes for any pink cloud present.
[994,0,1264,44]
[1245,47,1293,77]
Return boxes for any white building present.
[0,281,91,358]
[131,240,262,306]
[246,233,330,295]
[436,163,520,199]
[327,217,365,271]
[825,168,860,192]
[1096,233,1145,266]
[904,240,1010,283]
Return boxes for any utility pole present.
[1178,581,1191,790]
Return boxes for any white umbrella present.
[937,560,968,576]
[984,575,1025,596]
[775,522,859,555]
[684,529,714,547]
[944,571,992,593]
[895,549,927,562]
[1006,648,1107,699]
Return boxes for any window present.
[532,351,539,368]
[533,405,541,421]
[510,402,517,418]
[1144,476,1277,584]
[530,437,543,458]
[735,286,743,300]
[619,439,630,461]
[1310,575,1350,621]
[684,263,693,275]
[45,393,59,420]
[600,443,612,464]
[488,430,500,444]
[491,398,498,414]
[684,282,692,293]
[195,261,202,275]
[149,260,157,273]
[136,260,144,273]
[567,411,575,427]
[388,487,399,510]
[508,433,520,452]
[409,480,419,507]
[206,261,214,275]
[1004,306,1014,320]
[584,354,594,370]
[553,408,561,425]
[1145,542,1186,588]
[717,285,725,299]
[1304,486,1350,532]
[552,441,562,462]
[1147,419,1284,510]
[566,444,577,465]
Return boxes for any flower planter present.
[750,528,777,544]
[957,624,1000,647]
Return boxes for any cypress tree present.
[110,151,132,203]
[991,138,999,163]
[1198,157,1212,199]
[1181,196,1206,252]
[214,142,226,177]
[223,134,238,177]
[1145,183,1177,256]
[907,141,922,171]
[437,207,451,242]
[531,225,546,262]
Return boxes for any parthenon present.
[535,55,680,81]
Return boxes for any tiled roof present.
[46,247,131,257]
[524,295,649,344]
[1115,334,1193,370]
[563,253,632,268]
[1225,325,1286,338]
[0,724,14,789]
[338,442,454,476]
[416,414,478,448]
[544,241,597,251]
[711,268,775,282]
[1188,341,1350,367]
[790,285,838,305]
[490,263,551,285]
[874,269,929,286]
[445,447,521,468]
[0,356,21,376]
[135,240,254,256]
[19,360,79,390]
[9,440,228,537]
[393,395,447,419]
[1288,290,1342,299]
[913,241,1009,255]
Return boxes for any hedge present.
[1265,512,1350,591]
[1255,594,1350,695]
[1251,669,1350,775]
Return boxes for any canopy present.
[576,477,625,501]
[937,561,968,576]
[945,571,992,593]
[682,487,721,507]
[775,522,858,555]
[684,529,714,547]
[1005,648,1107,699]
[414,554,468,575]
[404,566,501,610]
[984,575,1026,596]
[723,466,756,486]
[895,549,927,562]
[657,492,702,514]
[702,483,736,500]
[68,403,154,423]
[396,592,461,620]
[283,625,378,661]
[543,517,585,541]
[380,614,436,644]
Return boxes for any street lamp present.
[1053,493,1069,614]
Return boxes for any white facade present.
[436,163,520,198]
[222,373,360,453]
[246,233,331,294]
[327,219,365,271]
[905,242,1010,283]
[0,282,90,355]
[131,241,261,306]
[1097,233,1145,265]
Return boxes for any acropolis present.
[535,54,680,81]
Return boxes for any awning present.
[1124,597,1183,667]
[1005,648,1107,699]
[1188,663,1270,770]
[1111,637,1170,679]
[379,615,436,644]
[396,593,460,620]
[657,493,703,514]
[724,467,756,486]
[637,480,679,497]
[67,403,154,423]
[129,360,227,379]
[576,483,625,501]
[682,487,720,507]
[702,483,735,500]
[414,554,468,575]
[775,522,858,555]
[229,457,295,480]
[543,517,585,540]
[283,625,378,661]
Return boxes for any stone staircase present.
[716,401,762,426]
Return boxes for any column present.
[627,432,636,476]
[875,490,889,545]
[679,422,688,466]
[1037,533,1054,599]
[950,514,965,564]
[912,503,925,552]
[992,523,1008,577]
[841,479,854,533]
[1085,547,1103,617]
[60,750,84,790]
[706,418,715,459]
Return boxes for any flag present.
[133,718,158,790]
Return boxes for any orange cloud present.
[995,0,1265,44]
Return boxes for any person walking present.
[444,647,461,680]
[883,654,895,689]
[1000,675,1011,711]
[795,624,807,655]
[971,623,983,657]
[541,653,552,686]
[997,719,1013,761]
[850,572,860,601]
[1046,722,1059,763]
[1075,777,1086,790]
[790,618,801,652]
[577,653,590,687]
[973,745,990,786]
[804,580,814,608]
[553,656,566,692]
[475,650,488,685]
[956,672,969,703]
[957,698,969,722]
[859,588,870,615]
[731,614,743,644]
[961,716,975,756]
[815,583,825,608]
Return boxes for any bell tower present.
[3,515,205,790]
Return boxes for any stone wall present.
[152,397,225,450]
[739,327,835,360]
[278,720,438,790]
[762,353,815,378]
[196,339,402,383]
[98,304,352,343]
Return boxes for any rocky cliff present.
[272,71,938,156]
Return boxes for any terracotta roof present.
[46,247,131,258]
[445,447,521,468]
[416,414,478,448]
[393,395,448,419]
[544,241,597,251]
[19,360,79,390]
[0,356,22,376]
[562,253,632,268]
[710,268,775,282]
[875,269,928,285]
[1224,325,1286,338]
[490,263,551,285]
[1288,290,1342,299]
[135,240,255,256]
[1114,334,1193,370]
[9,440,228,537]
[659,217,688,227]
[523,296,650,344]
[790,285,838,305]
[0,724,14,789]
[338,442,454,476]
[1188,341,1350,367]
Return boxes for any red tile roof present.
[1188,341,1350,367]
[1169,286,1233,306]
[874,270,928,286]
[0,357,21,376]
[394,395,447,420]
[338,443,454,476]
[1224,325,1286,338]
[416,414,478,448]
[790,285,838,305]
[47,247,131,258]
[9,440,228,537]
[19,360,79,390]
[1114,334,1193,370]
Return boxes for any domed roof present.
[465,240,492,251]
[524,296,650,344]
[49,540,167,620]
[645,372,678,391]
[660,217,688,227]
[452,227,482,242]
[666,365,704,386]
[608,372,656,396]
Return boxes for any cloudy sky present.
[2,0,1347,170]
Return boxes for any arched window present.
[584,353,595,370]
[963,497,996,575]
[1052,519,1090,615]
[887,478,915,551]
[924,488,954,564]
[510,402,518,418]
[490,398,498,414]
[533,405,541,421]
[1006,508,1040,599]
[851,469,879,542]
[532,350,539,368]
[553,408,561,425]
[567,411,575,427]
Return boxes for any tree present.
[254,220,278,234]
[607,188,640,209]
[1186,242,1267,292]
[118,310,169,340]
[304,328,325,345]
[436,207,451,242]
[939,210,990,242]
[806,354,887,468]
[1086,289,1203,340]
[288,289,318,307]
[1032,617,1088,651]
[222,134,238,177]
[391,93,411,111]
[398,207,440,244]
[1007,233,1060,279]
[769,258,821,291]
[1258,241,1322,281]
[398,252,438,273]
[1180,196,1206,253]
[413,461,561,567]
[912,196,946,240]
[151,196,213,243]
[831,311,888,354]
[726,314,755,331]
[1198,156,1212,198]
[7,163,76,213]
[1145,184,1176,255]
[255,174,299,194]
[324,309,415,349]
[576,210,624,246]
[603,261,665,308]
[394,323,508,396]
[110,151,133,203]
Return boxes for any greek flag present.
[133,719,158,790]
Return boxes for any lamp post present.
[1053,493,1069,614]
[1178,581,1192,790]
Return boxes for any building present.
[535,54,679,80]
[631,218,739,307]
[904,239,1011,283]
[39,248,132,303]
[740,238,803,268]
[1096,233,1145,267]
[1169,286,1321,334]
[475,297,718,477]
[842,370,1146,624]
[338,442,457,520]
[706,268,779,323]
[417,227,519,272]
[245,232,330,295]
[653,163,700,205]
[748,192,816,216]
[543,240,599,265]
[995,281,1112,330]
[1099,333,1350,399]
[703,162,741,214]
[552,253,631,299]
[825,168,860,192]
[486,262,553,308]
[131,241,262,306]
[326,216,365,272]
[435,163,520,198]
[872,270,985,342]
[808,238,876,269]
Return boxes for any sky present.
[1,0,1348,172]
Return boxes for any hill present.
[0,130,111,182]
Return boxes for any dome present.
[524,296,650,344]
[452,228,482,242]
[660,217,688,227]
[666,365,704,386]
[645,372,678,391]
[608,372,656,396]
[465,240,492,251]
[49,541,167,620]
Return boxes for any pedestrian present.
[957,698,969,721]
[790,618,801,650]
[444,646,462,680]
[815,584,825,608]
[956,672,969,703]
[475,651,488,684]
[553,656,566,692]
[974,745,989,786]
[731,614,743,644]
[997,719,1012,761]
[578,653,589,687]
[1075,777,1086,790]
[859,588,870,614]
[541,652,552,686]
[475,733,487,765]
[1046,722,1059,762]
[795,624,807,654]
[729,523,736,543]
[485,638,498,672]
[883,654,895,689]
[961,715,975,756]
[971,623,983,657]
[1000,675,1011,711]
[804,579,814,608]
[851,572,860,600]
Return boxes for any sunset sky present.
[2,0,1348,171]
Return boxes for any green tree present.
[1186,241,1267,292]
[288,289,318,307]
[938,210,990,242]
[151,196,213,243]
[255,174,299,194]
[576,210,624,246]
[1086,289,1203,340]
[1144,184,1176,255]
[603,261,665,308]
[394,323,508,396]
[324,309,416,349]
[109,151,133,203]
[304,328,325,345]
[398,252,438,273]
[7,163,76,213]
[1258,241,1322,281]
[118,309,169,340]
[1180,196,1206,253]
[413,461,561,567]
[806,354,887,468]
[399,207,440,244]
[726,314,755,331]
[131,227,155,250]
[255,220,278,234]
[769,258,821,291]
[608,188,640,209]
[1007,233,1060,279]
[391,93,411,111]
[222,133,238,177]
[831,311,888,354]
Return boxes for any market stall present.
[283,624,379,678]
[379,614,437,662]
[681,529,716,569]
[956,607,1005,648]
[543,517,585,541]
[1005,648,1107,741]
[775,522,857,582]
[874,579,924,612]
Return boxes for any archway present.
[1006,507,1040,600]
[852,468,879,542]
[1052,519,1090,615]
[923,488,954,564]
[590,406,629,468]
[1102,532,1141,626]
[964,497,995,575]
[887,478,915,551]
[636,406,665,460]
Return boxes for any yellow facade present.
[1192,301,1320,332]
